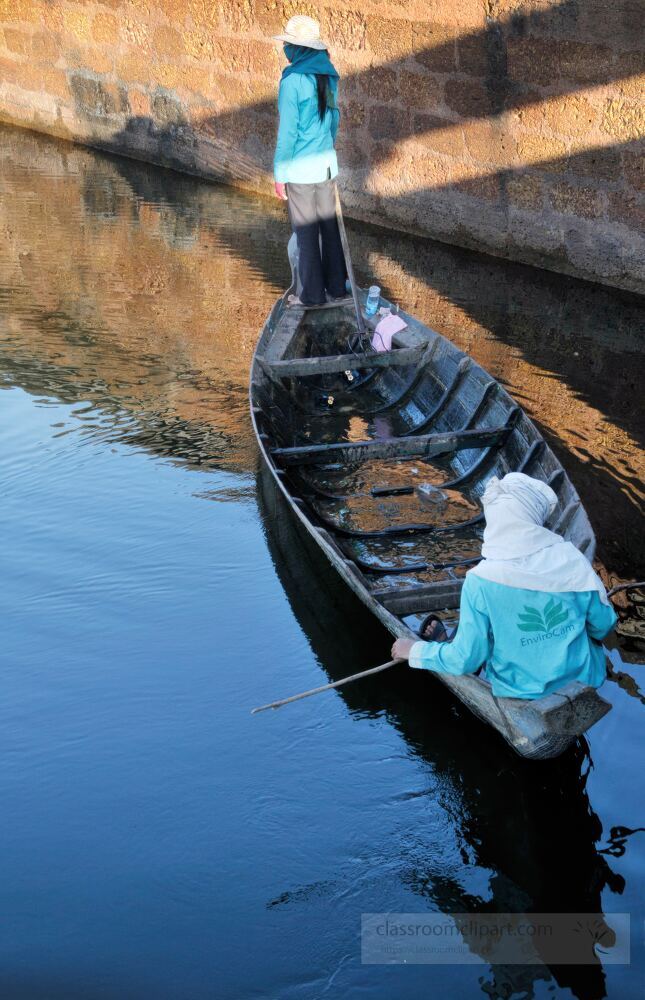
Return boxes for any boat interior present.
[252,296,595,636]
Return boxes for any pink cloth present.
[371,313,408,352]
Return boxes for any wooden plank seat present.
[260,343,427,379]
[271,424,514,467]
[371,580,465,614]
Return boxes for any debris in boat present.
[416,484,449,510]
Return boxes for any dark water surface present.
[0,125,643,999]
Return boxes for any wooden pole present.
[333,184,367,340]
[607,581,645,597]
[251,659,402,715]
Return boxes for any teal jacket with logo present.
[274,74,340,184]
[409,574,617,699]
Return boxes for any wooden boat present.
[250,288,612,759]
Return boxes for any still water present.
[0,124,643,999]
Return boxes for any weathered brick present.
[210,72,251,111]
[321,8,366,51]
[212,39,253,74]
[467,122,518,166]
[516,94,599,137]
[69,74,123,118]
[0,0,41,24]
[117,52,155,86]
[601,98,644,142]
[246,40,281,78]
[31,32,60,61]
[507,37,611,86]
[614,51,645,100]
[414,114,466,157]
[506,173,544,211]
[357,66,399,102]
[445,78,495,117]
[183,25,217,61]
[607,190,645,230]
[91,12,119,46]
[550,180,603,218]
[129,89,152,118]
[456,31,489,76]
[623,150,644,192]
[558,41,614,82]
[339,99,365,128]
[366,16,414,59]
[11,61,69,98]
[180,64,213,97]
[567,146,622,183]
[252,1,284,34]
[545,94,599,136]
[3,27,31,56]
[516,134,567,169]
[0,55,21,86]
[244,75,275,103]
[155,63,185,92]
[218,0,255,32]
[62,8,92,45]
[152,90,186,125]
[413,23,457,73]
[153,27,186,59]
[457,173,501,202]
[368,104,411,141]
[122,16,152,50]
[397,70,442,110]
[335,134,369,167]
[69,46,113,75]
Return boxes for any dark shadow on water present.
[257,463,627,1000]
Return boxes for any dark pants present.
[286,177,347,305]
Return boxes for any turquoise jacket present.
[274,74,340,185]
[409,575,617,699]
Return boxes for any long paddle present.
[251,658,402,714]
[333,184,367,340]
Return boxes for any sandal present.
[418,613,448,642]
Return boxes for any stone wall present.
[0,0,643,292]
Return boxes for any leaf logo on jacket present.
[517,597,570,634]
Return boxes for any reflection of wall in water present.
[0,125,642,573]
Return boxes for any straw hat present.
[273,14,328,50]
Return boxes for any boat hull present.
[250,294,611,759]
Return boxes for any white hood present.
[468,473,610,605]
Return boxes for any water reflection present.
[1,123,641,581]
[258,465,628,1000]
[0,123,643,999]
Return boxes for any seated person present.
[392,473,617,699]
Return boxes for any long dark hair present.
[316,74,331,121]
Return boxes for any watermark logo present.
[361,913,631,965]
[517,597,569,634]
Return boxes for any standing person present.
[273,15,347,306]
[391,473,617,699]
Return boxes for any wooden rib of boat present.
[250,290,611,759]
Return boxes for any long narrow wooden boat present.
[250,289,611,759]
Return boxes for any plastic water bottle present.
[365,285,381,316]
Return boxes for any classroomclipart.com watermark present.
[361,912,630,965]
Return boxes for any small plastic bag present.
[371,312,408,352]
